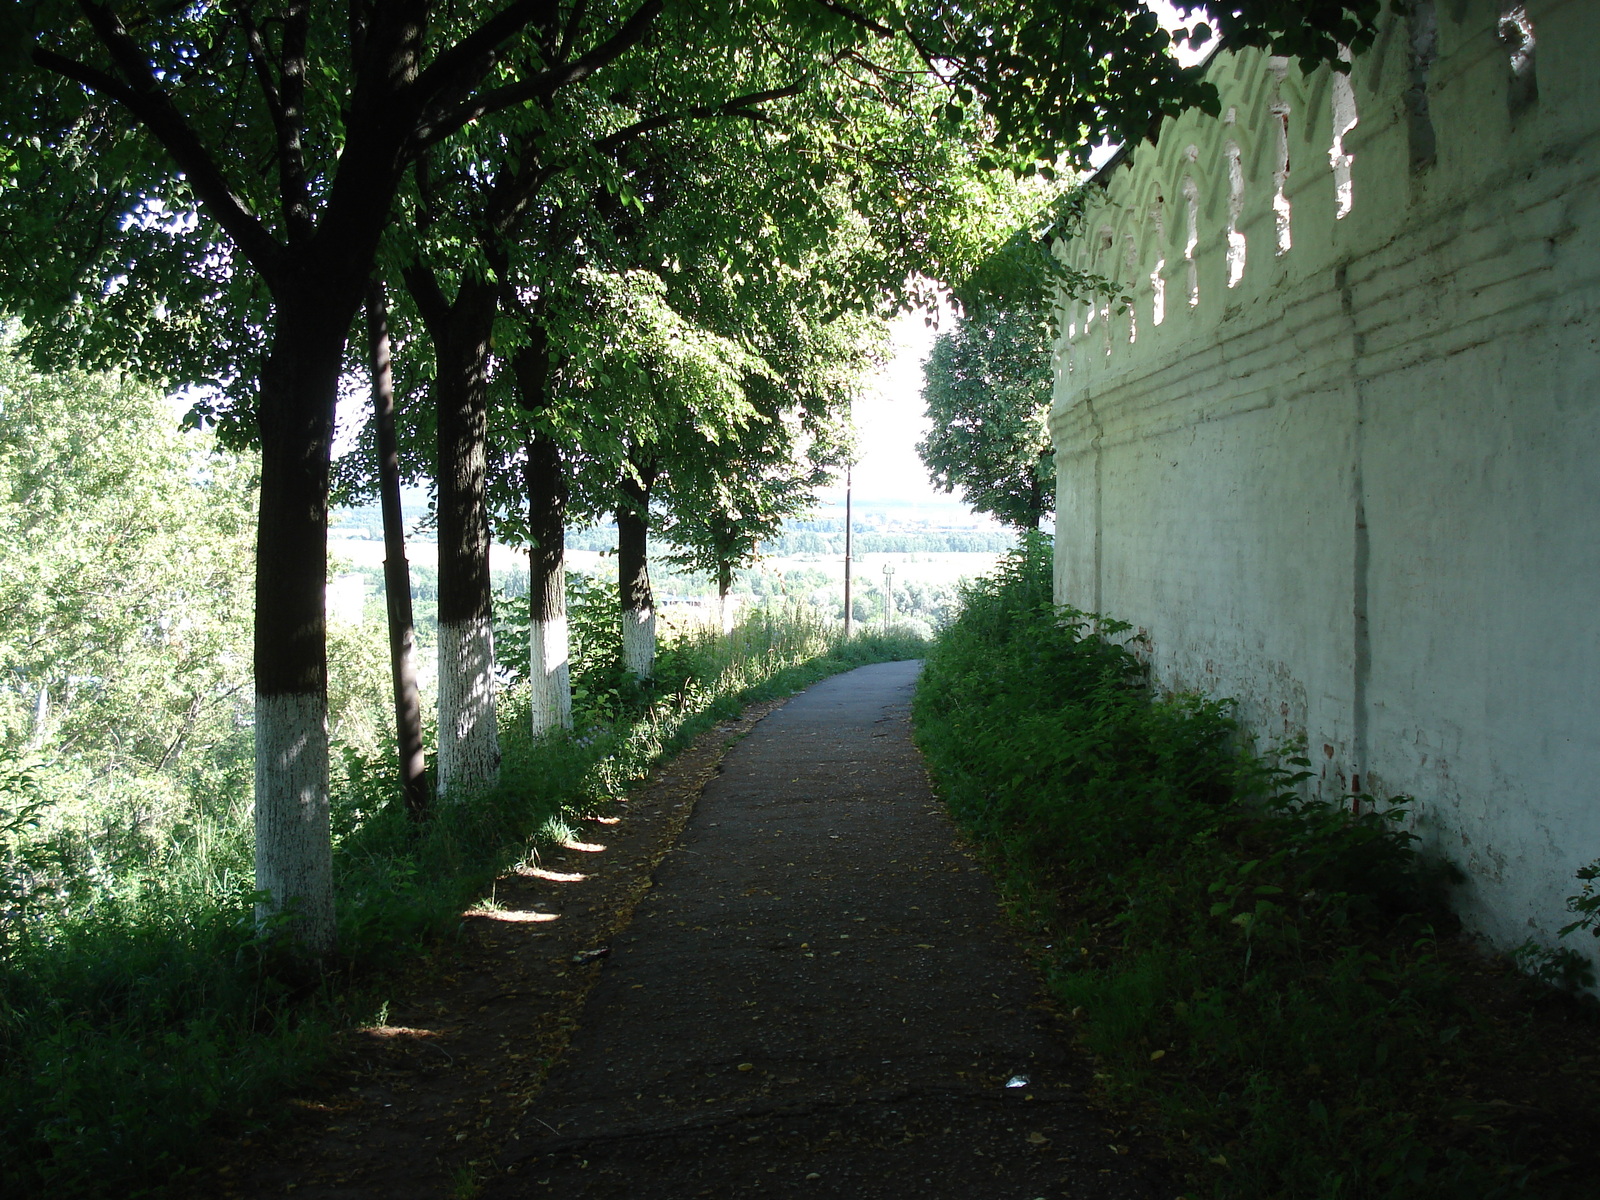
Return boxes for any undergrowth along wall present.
[915,535,1599,1200]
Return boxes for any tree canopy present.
[0,326,257,802]
[918,304,1054,530]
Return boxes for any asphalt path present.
[488,660,1166,1199]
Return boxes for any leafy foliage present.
[912,539,1600,1198]
[918,305,1054,529]
[0,329,257,811]
[903,1,1382,168]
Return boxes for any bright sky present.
[817,310,950,509]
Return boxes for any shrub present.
[912,535,1580,1200]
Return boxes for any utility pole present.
[843,463,853,639]
[882,562,895,629]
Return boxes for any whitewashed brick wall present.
[1049,0,1600,959]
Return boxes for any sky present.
[819,310,945,507]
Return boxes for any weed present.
[914,534,1594,1199]
[1508,857,1600,992]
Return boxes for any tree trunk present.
[510,335,572,734]
[525,427,571,733]
[28,682,49,750]
[433,279,500,797]
[843,464,854,638]
[717,560,735,635]
[253,295,347,956]
[617,460,657,680]
[366,281,429,818]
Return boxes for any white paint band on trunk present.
[254,691,335,952]
[622,606,656,679]
[437,613,500,797]
[530,613,573,733]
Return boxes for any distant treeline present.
[757,530,1015,556]
[566,526,1014,555]
[333,506,1015,557]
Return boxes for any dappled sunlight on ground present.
[463,909,560,923]
[362,1026,443,1039]
[515,866,588,882]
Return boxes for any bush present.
[912,535,1581,1200]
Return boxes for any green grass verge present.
[0,608,925,1197]
[913,534,1596,1200]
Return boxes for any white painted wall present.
[1050,0,1600,959]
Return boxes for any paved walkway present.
[488,661,1165,1199]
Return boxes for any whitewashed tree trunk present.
[520,407,572,736]
[254,692,335,952]
[414,274,500,800]
[252,300,348,957]
[617,458,658,680]
[530,611,572,733]
[622,605,657,678]
[718,590,735,636]
[436,614,500,796]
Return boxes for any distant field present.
[749,551,1004,590]
[329,538,1002,592]
[328,538,607,577]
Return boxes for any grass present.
[913,533,1600,1200]
[0,604,926,1198]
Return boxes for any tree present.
[7,1,667,951]
[661,312,880,633]
[918,304,1054,529]
[0,327,255,793]
[362,284,428,818]
[4,0,1382,951]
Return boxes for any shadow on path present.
[490,661,1165,1199]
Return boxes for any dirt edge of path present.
[200,696,791,1200]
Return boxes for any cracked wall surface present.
[1049,0,1600,957]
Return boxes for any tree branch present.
[241,7,286,129]
[807,0,944,81]
[400,259,452,341]
[410,0,564,104]
[486,81,802,238]
[275,1,315,243]
[808,0,897,40]
[557,0,589,60]
[32,39,283,284]
[412,0,664,151]
[594,82,805,157]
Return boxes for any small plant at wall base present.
[1513,858,1600,992]
[1558,859,1600,943]
[914,533,1600,1200]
